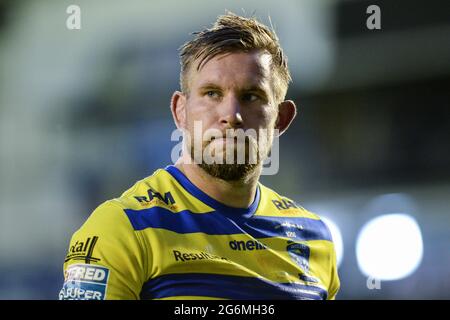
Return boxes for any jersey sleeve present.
[59,200,148,300]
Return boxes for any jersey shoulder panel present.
[74,200,135,235]
[256,183,321,220]
[112,168,214,214]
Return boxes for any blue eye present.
[206,91,219,98]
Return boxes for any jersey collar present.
[164,165,261,220]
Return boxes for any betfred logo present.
[59,264,110,300]
[64,264,108,282]
[59,287,103,300]
[229,239,267,251]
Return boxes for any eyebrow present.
[198,82,269,96]
[242,85,269,96]
[198,83,222,91]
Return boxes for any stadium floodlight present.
[356,213,423,281]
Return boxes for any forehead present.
[189,50,273,90]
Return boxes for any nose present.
[219,95,243,128]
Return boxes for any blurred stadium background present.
[0,0,449,299]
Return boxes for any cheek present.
[267,107,280,128]
[184,100,218,140]
[186,98,217,123]
[246,105,277,128]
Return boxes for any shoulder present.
[112,167,213,214]
[257,183,333,242]
[74,168,172,235]
[113,168,177,210]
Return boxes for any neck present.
[175,155,261,208]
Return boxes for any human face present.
[174,50,283,181]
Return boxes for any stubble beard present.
[189,137,268,182]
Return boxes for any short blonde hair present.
[179,12,292,104]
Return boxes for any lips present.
[210,137,236,142]
[207,137,242,147]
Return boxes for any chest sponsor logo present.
[59,264,109,300]
[229,239,267,251]
[64,236,100,264]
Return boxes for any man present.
[59,13,340,300]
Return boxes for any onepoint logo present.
[229,239,267,251]
[170,121,280,175]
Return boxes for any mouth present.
[211,136,236,141]
[208,137,244,148]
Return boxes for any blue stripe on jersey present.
[125,207,239,235]
[140,273,328,300]
[124,207,332,242]
[243,215,332,242]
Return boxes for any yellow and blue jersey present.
[59,165,340,300]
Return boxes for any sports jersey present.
[59,165,340,300]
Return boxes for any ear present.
[170,91,187,130]
[274,100,297,136]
